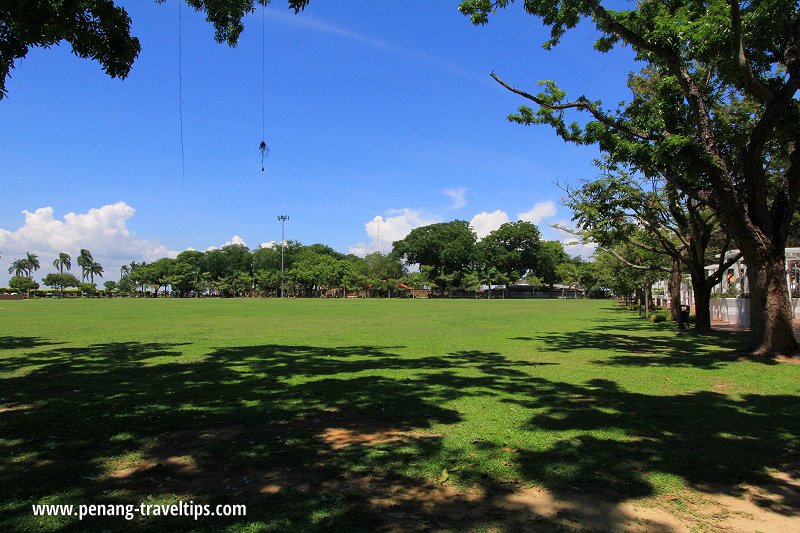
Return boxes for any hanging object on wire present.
[259,140,269,171]
[258,0,269,171]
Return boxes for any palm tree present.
[77,249,93,281]
[7,258,27,278]
[53,252,72,274]
[26,252,40,276]
[88,261,104,283]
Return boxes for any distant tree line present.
[3,221,616,298]
[4,249,104,297]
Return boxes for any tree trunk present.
[669,259,682,321]
[643,283,652,318]
[634,287,643,314]
[689,269,713,332]
[747,250,797,355]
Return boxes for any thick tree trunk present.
[643,283,652,318]
[669,260,682,322]
[689,270,713,332]
[747,250,797,355]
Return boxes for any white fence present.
[710,297,800,327]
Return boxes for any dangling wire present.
[259,0,269,171]
[178,0,186,185]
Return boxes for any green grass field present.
[2,298,799,531]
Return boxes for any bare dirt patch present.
[0,403,32,414]
[107,425,245,495]
[321,427,411,449]
[293,407,444,450]
[686,467,800,532]
[102,417,800,531]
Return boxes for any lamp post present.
[278,215,289,297]
[251,258,256,296]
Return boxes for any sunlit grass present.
[1,298,798,531]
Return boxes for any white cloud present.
[269,12,397,53]
[205,235,248,252]
[546,219,580,241]
[469,210,510,239]
[259,241,277,249]
[517,201,558,224]
[442,188,467,210]
[267,11,485,84]
[565,241,599,260]
[541,218,597,260]
[0,202,177,283]
[349,208,439,256]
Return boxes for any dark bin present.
[678,304,691,328]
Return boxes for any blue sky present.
[0,0,637,283]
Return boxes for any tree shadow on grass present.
[1,337,799,531]
[0,335,63,351]
[503,378,800,504]
[512,327,753,370]
[0,341,189,376]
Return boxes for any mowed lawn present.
[2,298,800,531]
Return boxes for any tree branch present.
[606,248,670,272]
[582,1,757,246]
[728,0,775,103]
[490,71,656,141]
[772,136,800,240]
[707,239,743,285]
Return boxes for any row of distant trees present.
[4,249,104,296]
[108,220,598,298]
[3,221,617,298]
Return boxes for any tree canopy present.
[392,221,478,292]
[0,0,310,99]
[480,221,541,283]
[461,0,800,354]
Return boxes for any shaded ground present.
[1,299,799,531]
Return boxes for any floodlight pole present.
[278,215,289,297]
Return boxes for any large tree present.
[137,257,173,296]
[170,250,206,296]
[480,220,541,283]
[288,251,341,297]
[0,0,310,99]
[535,240,570,289]
[43,272,80,297]
[461,0,800,354]
[9,275,38,294]
[392,221,478,294]
[566,167,741,330]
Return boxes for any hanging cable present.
[259,0,269,171]
[178,0,186,184]
[262,0,265,144]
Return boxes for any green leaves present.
[480,221,542,282]
[392,221,477,292]
[0,1,312,99]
